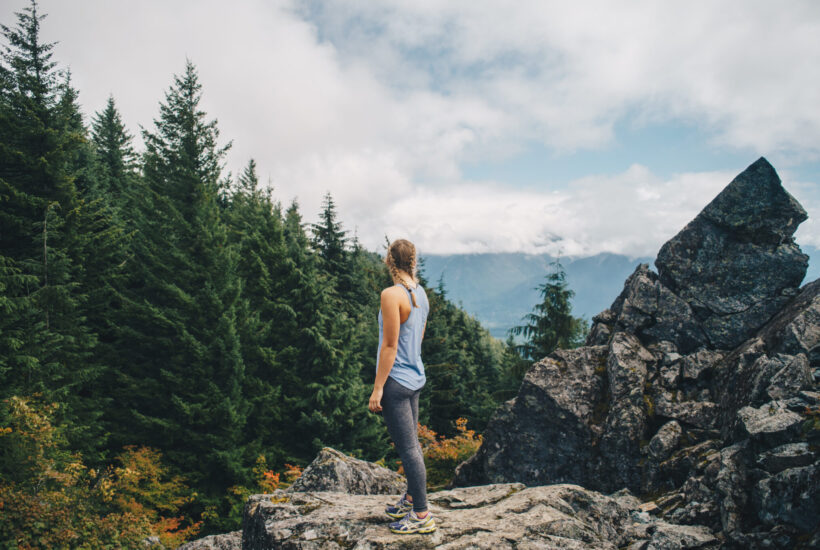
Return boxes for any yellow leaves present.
[0,396,201,549]
[284,463,304,484]
[417,417,483,489]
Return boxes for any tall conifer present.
[0,0,110,457]
[109,61,250,515]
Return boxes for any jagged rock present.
[761,278,820,363]
[756,462,820,533]
[653,394,718,431]
[625,521,719,549]
[681,350,723,381]
[766,353,812,400]
[241,483,716,549]
[452,346,609,488]
[588,309,615,345]
[647,421,682,462]
[757,443,816,474]
[715,442,751,537]
[594,265,707,353]
[286,447,405,495]
[446,158,818,546]
[736,402,804,446]
[648,440,721,494]
[662,476,721,529]
[655,158,808,350]
[177,531,241,550]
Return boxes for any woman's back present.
[377,283,429,391]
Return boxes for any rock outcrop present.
[451,158,819,548]
[241,483,719,549]
[176,531,241,550]
[286,446,406,495]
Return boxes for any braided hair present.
[385,239,419,307]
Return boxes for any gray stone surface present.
[241,484,717,550]
[655,157,808,350]
[449,158,819,547]
[452,346,609,488]
[756,462,820,533]
[287,447,406,495]
[736,402,804,445]
[647,421,682,462]
[176,531,241,550]
[757,442,816,474]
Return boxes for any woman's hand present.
[369,386,383,413]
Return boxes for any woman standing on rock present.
[368,239,436,535]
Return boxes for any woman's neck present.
[393,271,416,288]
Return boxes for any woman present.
[368,239,436,535]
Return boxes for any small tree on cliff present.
[510,258,588,362]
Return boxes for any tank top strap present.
[396,283,416,308]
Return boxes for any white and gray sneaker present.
[385,493,413,519]
[389,509,436,534]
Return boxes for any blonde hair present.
[385,239,419,307]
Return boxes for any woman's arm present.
[369,288,401,413]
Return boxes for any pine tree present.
[90,95,137,212]
[310,192,363,311]
[279,201,389,463]
[510,258,588,362]
[0,0,110,458]
[223,159,290,466]
[108,60,250,518]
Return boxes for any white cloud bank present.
[12,0,820,256]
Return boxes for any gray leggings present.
[382,376,427,512]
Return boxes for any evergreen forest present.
[0,3,587,546]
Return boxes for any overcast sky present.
[6,0,819,258]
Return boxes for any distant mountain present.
[420,245,819,340]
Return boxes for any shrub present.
[0,396,199,549]
[419,417,482,490]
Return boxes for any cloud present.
[372,166,740,258]
[7,0,819,257]
[308,0,820,158]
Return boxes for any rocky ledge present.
[242,483,718,550]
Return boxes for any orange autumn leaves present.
[391,417,483,489]
[254,456,304,493]
[0,396,199,549]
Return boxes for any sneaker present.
[389,509,436,534]
[385,493,413,519]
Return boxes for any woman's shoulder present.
[380,285,405,300]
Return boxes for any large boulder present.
[452,346,609,488]
[655,157,808,350]
[451,158,819,547]
[717,279,819,440]
[176,531,241,550]
[286,447,406,495]
[241,483,718,549]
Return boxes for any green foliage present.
[418,418,483,490]
[0,396,200,549]
[0,1,520,540]
[510,258,589,362]
[104,61,253,535]
[0,0,123,464]
[417,265,506,437]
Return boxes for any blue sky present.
[6,0,818,258]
